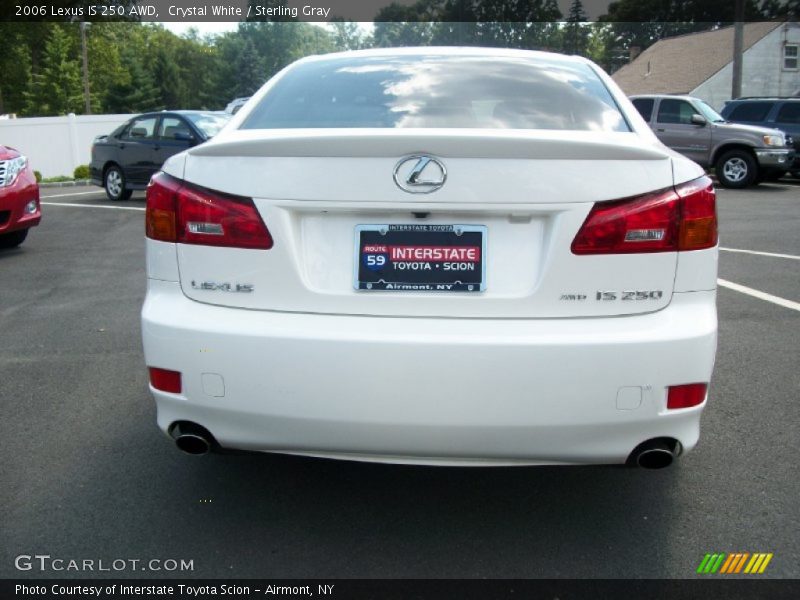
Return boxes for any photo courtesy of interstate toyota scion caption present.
[142,48,719,469]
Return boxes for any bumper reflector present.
[149,367,182,394]
[667,383,707,409]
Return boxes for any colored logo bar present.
[696,552,773,574]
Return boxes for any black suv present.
[720,98,800,178]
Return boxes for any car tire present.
[0,229,29,249]
[715,150,757,189]
[104,165,132,201]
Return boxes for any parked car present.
[225,97,250,115]
[143,48,719,469]
[720,97,800,178]
[630,94,794,188]
[0,144,41,248]
[90,111,230,201]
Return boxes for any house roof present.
[612,21,783,95]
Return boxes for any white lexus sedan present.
[142,48,718,469]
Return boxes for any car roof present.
[629,94,699,101]
[725,97,800,102]
[135,110,225,118]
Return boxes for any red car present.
[0,145,41,248]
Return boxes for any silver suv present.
[631,94,795,188]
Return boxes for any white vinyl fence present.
[0,113,133,178]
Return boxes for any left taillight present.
[571,175,717,255]
[146,172,273,250]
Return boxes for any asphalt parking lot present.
[1,182,798,579]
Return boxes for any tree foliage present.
[29,25,84,115]
[565,0,589,55]
[0,0,793,117]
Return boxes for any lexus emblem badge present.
[393,155,447,194]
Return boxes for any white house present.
[613,21,800,110]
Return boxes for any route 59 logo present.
[362,245,389,271]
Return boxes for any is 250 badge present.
[596,290,663,301]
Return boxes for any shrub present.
[34,170,42,183]
[73,164,90,180]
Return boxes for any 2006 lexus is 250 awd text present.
[142,48,718,469]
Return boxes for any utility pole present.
[80,21,91,114]
[731,0,744,99]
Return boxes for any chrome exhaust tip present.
[170,422,214,456]
[629,439,679,469]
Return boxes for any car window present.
[631,98,654,121]
[728,102,773,122]
[695,100,726,123]
[159,116,193,141]
[242,55,630,132]
[656,99,698,125]
[184,113,230,138]
[776,102,800,124]
[123,116,158,140]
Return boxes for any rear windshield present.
[242,55,630,132]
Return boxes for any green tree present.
[29,25,83,115]
[759,0,799,17]
[105,47,161,113]
[330,20,369,51]
[565,0,589,56]
[176,30,222,109]
[598,0,768,63]
[584,23,618,71]
[374,0,564,50]
[374,20,436,47]
[153,46,186,109]
[233,39,264,97]
[86,23,127,113]
[0,25,34,115]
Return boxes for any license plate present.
[355,224,487,292]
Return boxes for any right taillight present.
[146,172,273,249]
[676,176,717,251]
[571,175,716,255]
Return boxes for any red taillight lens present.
[145,172,273,249]
[145,172,180,242]
[571,188,680,254]
[148,367,182,394]
[571,176,716,255]
[676,176,717,250]
[667,383,707,409]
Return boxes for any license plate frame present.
[354,224,487,293]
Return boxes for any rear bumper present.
[142,280,717,465]
[0,171,40,234]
